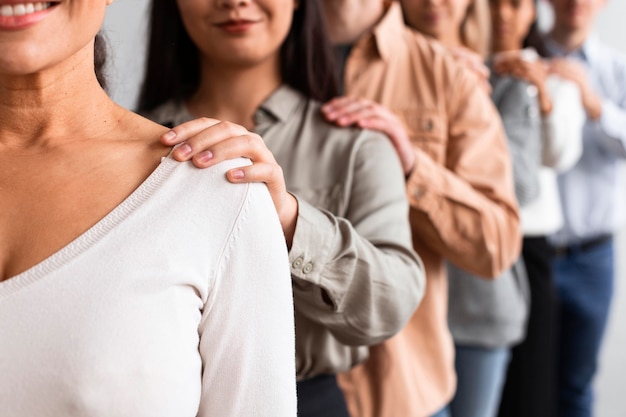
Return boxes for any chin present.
[0,40,56,73]
[564,16,590,30]
[0,58,46,76]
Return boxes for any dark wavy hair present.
[522,0,549,57]
[94,32,108,91]
[137,0,338,112]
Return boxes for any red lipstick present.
[215,19,258,34]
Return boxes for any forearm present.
[537,86,554,116]
[290,198,425,346]
[407,149,521,278]
[289,136,425,346]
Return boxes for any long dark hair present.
[138,0,338,112]
[95,32,108,91]
[522,0,549,57]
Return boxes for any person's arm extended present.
[288,133,425,346]
[406,68,521,279]
[551,57,626,159]
[161,122,425,347]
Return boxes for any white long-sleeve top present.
[0,157,297,417]
[521,75,585,236]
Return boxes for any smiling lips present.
[0,2,53,16]
[215,19,258,34]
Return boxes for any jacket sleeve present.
[406,67,521,279]
[289,133,425,347]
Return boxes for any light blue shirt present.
[545,35,626,246]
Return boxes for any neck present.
[188,57,282,130]
[0,44,121,150]
[322,0,386,45]
[550,24,590,52]
[491,41,521,54]
[437,31,463,50]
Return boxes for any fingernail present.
[162,130,177,143]
[196,151,213,164]
[230,170,244,180]
[338,116,349,125]
[177,144,192,158]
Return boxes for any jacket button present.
[423,118,434,132]
[303,262,314,274]
[292,256,304,269]
[526,104,539,119]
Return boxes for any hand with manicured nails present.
[321,97,416,176]
[161,118,298,247]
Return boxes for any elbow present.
[336,260,425,346]
[485,231,522,279]
[552,143,583,173]
[470,213,522,279]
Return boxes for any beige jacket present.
[337,3,521,416]
[146,86,425,380]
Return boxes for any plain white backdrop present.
[103,1,625,414]
[587,3,626,415]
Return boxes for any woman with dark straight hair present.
[138,1,425,416]
[139,0,338,111]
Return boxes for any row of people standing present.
[1,1,623,417]
[140,0,516,416]
[147,0,625,416]
[141,0,518,416]
[139,0,625,416]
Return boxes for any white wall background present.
[103,1,625,414]
[587,2,626,415]
[103,0,150,110]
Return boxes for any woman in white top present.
[0,2,296,416]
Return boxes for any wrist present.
[538,89,553,115]
[587,96,602,121]
[279,194,299,249]
[404,153,416,181]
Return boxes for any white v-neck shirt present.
[0,157,297,417]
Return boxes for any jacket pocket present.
[392,108,447,164]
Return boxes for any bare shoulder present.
[112,105,172,160]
